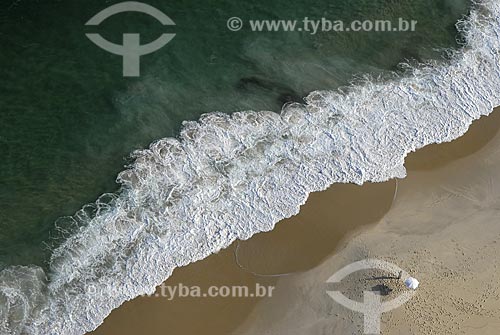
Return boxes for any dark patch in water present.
[277,92,302,105]
[237,76,302,105]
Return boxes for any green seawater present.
[0,0,469,268]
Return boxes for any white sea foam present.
[1,1,500,334]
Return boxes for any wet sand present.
[90,108,500,335]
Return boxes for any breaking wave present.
[1,0,500,333]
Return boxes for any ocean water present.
[0,0,467,267]
[3,0,499,334]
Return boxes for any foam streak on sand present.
[1,1,500,334]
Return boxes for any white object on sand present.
[404,277,419,290]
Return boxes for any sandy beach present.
[90,108,500,335]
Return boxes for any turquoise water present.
[0,0,469,268]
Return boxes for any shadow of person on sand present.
[371,284,393,296]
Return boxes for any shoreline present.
[235,107,500,334]
[90,169,397,335]
[91,108,500,335]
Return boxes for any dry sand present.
[90,108,500,335]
